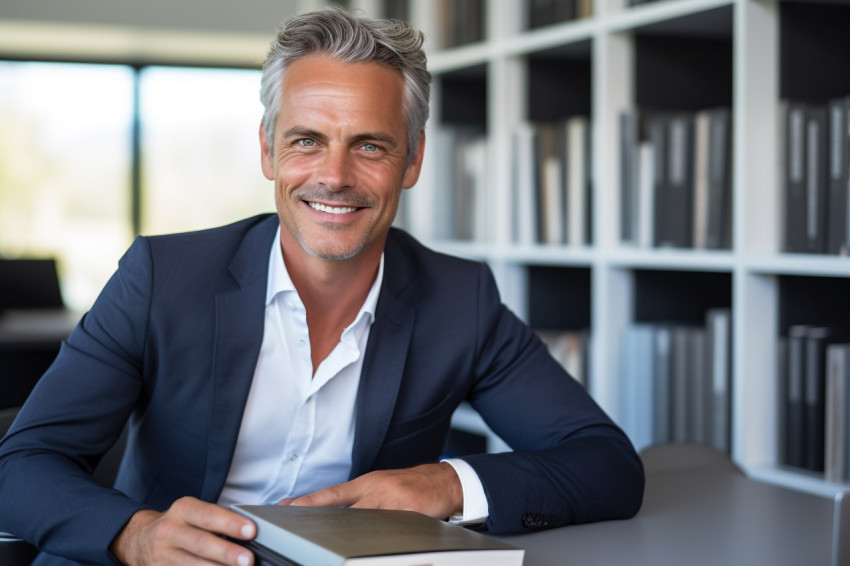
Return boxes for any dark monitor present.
[0,258,64,311]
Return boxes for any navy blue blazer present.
[0,214,643,566]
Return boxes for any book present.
[803,326,849,472]
[231,505,525,566]
[692,109,710,249]
[535,123,564,244]
[783,103,808,253]
[804,105,829,254]
[565,115,589,246]
[705,107,733,250]
[705,308,732,452]
[827,97,849,255]
[537,329,590,386]
[619,324,656,451]
[512,122,538,245]
[619,111,638,244]
[637,139,656,248]
[825,343,850,483]
[783,325,808,469]
[663,113,695,248]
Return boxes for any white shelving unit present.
[395,0,850,499]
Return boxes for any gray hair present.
[260,6,431,165]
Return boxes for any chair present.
[639,442,743,475]
[0,406,128,565]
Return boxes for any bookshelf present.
[390,0,850,499]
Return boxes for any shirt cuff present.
[441,458,488,525]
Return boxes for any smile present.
[308,202,359,214]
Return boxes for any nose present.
[315,145,355,191]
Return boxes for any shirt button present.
[290,453,299,461]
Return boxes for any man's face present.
[261,54,424,262]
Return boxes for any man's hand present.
[109,496,256,566]
[280,462,463,520]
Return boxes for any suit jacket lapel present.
[350,231,416,478]
[200,215,278,502]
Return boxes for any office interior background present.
[3,0,850,503]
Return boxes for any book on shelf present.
[828,96,850,255]
[512,123,538,246]
[438,0,485,49]
[783,103,808,253]
[705,107,733,250]
[435,127,488,242]
[781,325,850,474]
[231,505,524,566]
[619,112,638,244]
[537,328,591,388]
[805,106,829,254]
[535,123,564,244]
[620,108,731,250]
[618,310,731,453]
[662,112,696,248]
[781,97,850,255]
[512,118,592,246]
[825,342,850,483]
[526,0,589,30]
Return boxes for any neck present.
[278,228,385,373]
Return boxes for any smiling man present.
[0,7,644,566]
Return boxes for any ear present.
[259,122,275,181]
[401,130,426,190]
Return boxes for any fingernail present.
[238,551,251,566]
[241,523,255,538]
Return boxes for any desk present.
[0,309,79,409]
[501,468,834,566]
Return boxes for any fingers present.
[289,482,356,508]
[286,463,463,520]
[110,497,256,566]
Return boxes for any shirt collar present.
[266,225,383,327]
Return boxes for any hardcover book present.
[232,505,525,566]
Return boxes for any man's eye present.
[362,143,379,152]
[297,139,316,147]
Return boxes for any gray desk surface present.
[500,468,834,566]
[0,309,79,347]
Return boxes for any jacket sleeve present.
[0,237,154,565]
[461,263,645,534]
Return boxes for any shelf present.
[408,0,850,499]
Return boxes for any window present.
[0,61,273,312]
[0,62,134,311]
[139,66,272,236]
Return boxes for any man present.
[0,7,643,566]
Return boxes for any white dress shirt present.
[218,228,487,523]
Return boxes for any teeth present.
[308,202,358,214]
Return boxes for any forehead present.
[280,54,405,109]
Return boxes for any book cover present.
[706,308,732,453]
[783,103,808,253]
[804,105,829,254]
[565,115,588,246]
[663,113,695,248]
[825,343,850,483]
[645,114,668,248]
[619,324,656,452]
[692,109,710,250]
[620,111,638,244]
[653,326,673,445]
[512,123,538,246]
[705,107,733,250]
[784,325,808,469]
[827,97,848,255]
[232,505,524,566]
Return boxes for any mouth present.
[307,201,361,215]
